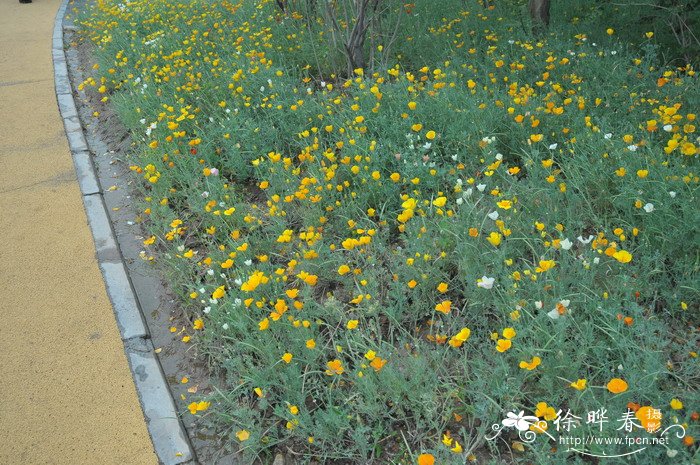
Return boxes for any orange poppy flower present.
[607,378,628,394]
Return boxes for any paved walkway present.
[0,1,157,464]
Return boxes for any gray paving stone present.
[99,261,149,340]
[54,61,69,85]
[82,194,119,260]
[72,151,100,195]
[54,74,72,96]
[65,126,88,152]
[63,114,82,135]
[127,348,194,464]
[52,35,63,51]
[57,93,78,119]
[52,49,66,66]
[54,61,69,81]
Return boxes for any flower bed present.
[77,0,698,462]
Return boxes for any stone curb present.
[52,1,195,464]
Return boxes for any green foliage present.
[76,0,699,463]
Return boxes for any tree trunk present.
[528,0,550,29]
[345,0,370,73]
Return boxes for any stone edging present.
[52,1,195,464]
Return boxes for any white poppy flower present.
[577,235,595,244]
[548,300,570,319]
[547,308,561,319]
[487,211,499,220]
[643,203,654,213]
[477,183,486,192]
[560,238,573,250]
[477,276,495,289]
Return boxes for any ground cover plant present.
[76,0,700,463]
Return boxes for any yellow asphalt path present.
[0,1,157,464]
